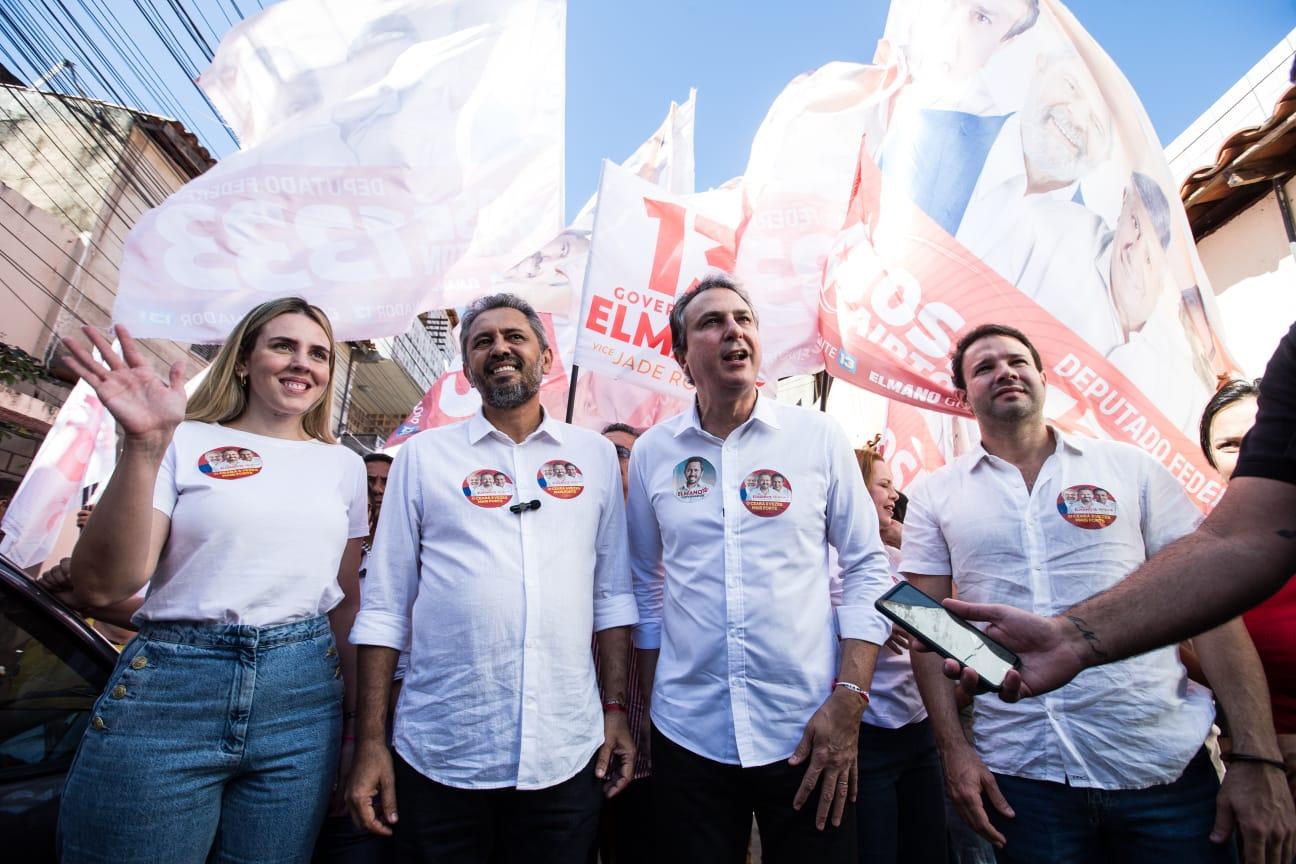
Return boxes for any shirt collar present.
[467,406,565,446]
[672,390,782,439]
[965,424,1081,473]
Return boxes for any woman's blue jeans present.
[58,616,342,864]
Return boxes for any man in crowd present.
[945,320,1296,710]
[594,421,654,864]
[628,274,893,862]
[363,453,391,555]
[347,293,638,862]
[902,323,1293,862]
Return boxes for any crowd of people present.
[30,275,1296,864]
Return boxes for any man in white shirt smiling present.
[346,293,638,863]
[628,274,893,862]
[902,322,1294,863]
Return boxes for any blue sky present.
[566,0,1294,219]
[4,0,1293,224]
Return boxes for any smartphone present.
[874,582,1020,692]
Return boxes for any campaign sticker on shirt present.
[673,456,716,502]
[462,469,515,508]
[1056,484,1117,529]
[740,469,792,517]
[538,460,585,499]
[197,446,262,480]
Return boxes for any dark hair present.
[668,273,758,359]
[1004,0,1041,40]
[363,452,393,466]
[1130,171,1172,251]
[601,422,642,438]
[1198,378,1261,469]
[459,293,548,359]
[950,323,1044,391]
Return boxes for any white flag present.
[1,350,117,568]
[115,0,565,342]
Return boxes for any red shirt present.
[1243,576,1296,734]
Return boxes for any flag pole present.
[565,363,581,423]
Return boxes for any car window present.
[0,588,108,778]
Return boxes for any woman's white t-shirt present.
[135,421,368,626]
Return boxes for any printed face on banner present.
[821,0,1234,512]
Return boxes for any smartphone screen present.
[876,583,1018,689]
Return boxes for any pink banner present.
[821,146,1224,510]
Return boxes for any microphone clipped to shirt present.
[509,499,542,515]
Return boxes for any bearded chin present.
[476,362,544,409]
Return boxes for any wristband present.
[1222,752,1288,773]
[602,698,628,715]
[832,679,870,703]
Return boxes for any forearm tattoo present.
[1066,615,1108,659]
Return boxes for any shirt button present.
[111,684,127,699]
[130,655,148,670]
[92,715,106,731]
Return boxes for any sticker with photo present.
[538,459,585,499]
[673,456,716,502]
[462,469,515,508]
[740,469,792,517]
[197,446,262,480]
[1056,484,1118,529]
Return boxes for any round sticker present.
[198,446,262,480]
[538,460,585,499]
[462,469,515,508]
[1057,484,1117,529]
[673,456,716,502]
[740,469,792,517]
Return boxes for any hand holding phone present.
[875,582,1020,692]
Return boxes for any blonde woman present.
[58,298,367,864]
[851,438,946,864]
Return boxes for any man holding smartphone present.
[627,274,894,862]
[901,323,1293,863]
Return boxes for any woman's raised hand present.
[63,325,188,449]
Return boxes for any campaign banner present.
[822,144,1225,509]
[574,162,745,401]
[0,352,117,567]
[819,0,1237,509]
[115,0,564,342]
[735,61,905,381]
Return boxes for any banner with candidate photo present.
[114,0,564,342]
[819,0,1236,509]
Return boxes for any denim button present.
[111,684,127,699]
[92,715,106,730]
[130,655,148,670]
[325,645,337,658]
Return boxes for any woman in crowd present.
[1200,378,1296,798]
[850,438,946,864]
[58,298,368,864]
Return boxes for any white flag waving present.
[115,0,565,342]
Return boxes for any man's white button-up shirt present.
[351,409,638,790]
[628,395,892,767]
[901,429,1215,790]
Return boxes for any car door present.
[0,556,116,863]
